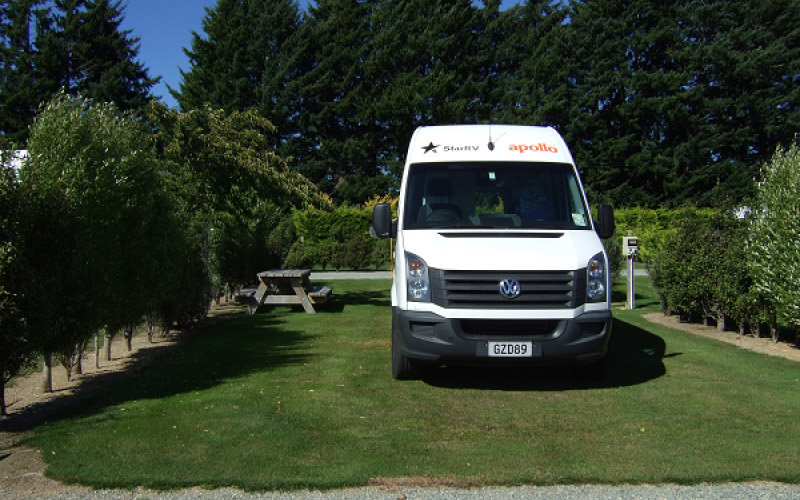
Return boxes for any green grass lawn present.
[26,277,800,490]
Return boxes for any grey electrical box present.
[623,236,638,257]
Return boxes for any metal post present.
[627,254,635,310]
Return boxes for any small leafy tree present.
[747,145,800,340]
[649,213,715,321]
[145,103,331,296]
[0,150,32,414]
[708,209,756,333]
[22,92,169,388]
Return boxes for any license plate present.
[488,341,533,357]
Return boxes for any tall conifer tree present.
[177,0,304,152]
[679,0,800,203]
[496,0,570,127]
[555,0,691,206]
[356,0,494,196]
[43,0,157,108]
[0,0,44,143]
[0,0,156,141]
[289,0,381,202]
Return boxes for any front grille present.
[459,319,561,339]
[430,269,585,309]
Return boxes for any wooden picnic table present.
[247,269,332,314]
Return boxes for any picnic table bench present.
[247,269,332,314]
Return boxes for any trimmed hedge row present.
[283,199,396,271]
[613,207,718,264]
[645,147,800,342]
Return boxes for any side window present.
[567,174,588,227]
[403,172,428,228]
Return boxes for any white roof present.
[406,125,575,165]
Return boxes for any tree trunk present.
[125,326,133,351]
[63,360,73,381]
[94,333,101,368]
[771,323,780,343]
[717,313,725,332]
[42,353,53,393]
[1,364,7,416]
[75,343,83,375]
[147,317,155,343]
[105,332,113,361]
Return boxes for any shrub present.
[710,211,756,333]
[370,238,393,270]
[267,215,297,266]
[290,204,392,270]
[285,240,313,269]
[603,235,623,282]
[649,213,716,320]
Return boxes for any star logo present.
[421,142,439,154]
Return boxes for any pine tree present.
[177,0,303,130]
[0,0,43,143]
[352,0,494,199]
[678,0,800,204]
[177,0,306,160]
[495,0,570,126]
[555,0,691,206]
[289,0,382,202]
[542,0,800,207]
[77,0,157,108]
[46,0,157,109]
[0,0,156,142]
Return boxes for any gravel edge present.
[3,482,800,500]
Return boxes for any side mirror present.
[371,203,396,238]
[594,204,615,240]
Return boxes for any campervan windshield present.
[403,161,590,230]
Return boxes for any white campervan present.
[372,125,615,380]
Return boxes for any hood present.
[401,229,603,271]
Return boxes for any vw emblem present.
[499,278,521,299]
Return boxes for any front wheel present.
[392,326,419,380]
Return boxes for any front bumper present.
[392,307,612,366]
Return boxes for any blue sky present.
[119,0,520,109]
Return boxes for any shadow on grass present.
[422,316,667,391]
[311,282,392,313]
[0,312,311,433]
[246,281,391,315]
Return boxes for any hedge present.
[613,206,718,264]
[644,146,800,342]
[285,199,396,271]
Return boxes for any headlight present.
[406,252,430,302]
[586,252,607,302]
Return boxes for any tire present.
[391,326,419,380]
